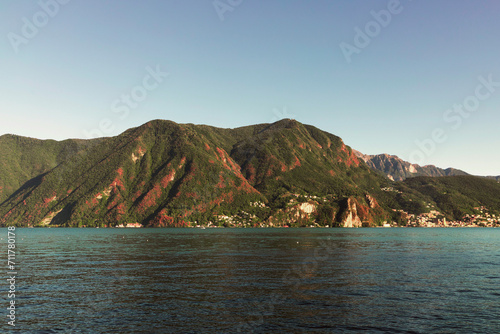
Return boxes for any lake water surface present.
[1,228,499,333]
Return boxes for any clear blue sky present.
[1,0,499,175]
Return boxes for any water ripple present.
[1,227,499,333]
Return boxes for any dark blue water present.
[1,228,499,333]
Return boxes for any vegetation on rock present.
[1,119,499,227]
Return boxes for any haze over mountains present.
[1,119,499,228]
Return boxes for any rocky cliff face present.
[336,194,386,228]
[340,197,362,228]
[266,200,319,227]
[354,151,468,181]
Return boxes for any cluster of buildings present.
[405,210,447,227]
[460,207,499,227]
[402,207,499,228]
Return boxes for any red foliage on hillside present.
[339,144,360,167]
[152,209,190,227]
[116,203,126,216]
[132,190,142,202]
[246,163,256,184]
[152,209,174,226]
[44,195,57,205]
[138,184,162,213]
[178,157,186,168]
[161,169,176,188]
[216,173,225,188]
[292,156,301,169]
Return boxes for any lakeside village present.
[90,196,500,229]
[33,212,500,228]
[393,207,499,228]
[380,186,500,228]
[26,190,499,228]
[105,209,500,228]
[111,209,499,228]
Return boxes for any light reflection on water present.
[0,228,499,333]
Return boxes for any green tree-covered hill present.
[0,135,102,203]
[1,120,499,227]
[401,176,500,220]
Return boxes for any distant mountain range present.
[353,151,469,181]
[354,151,500,182]
[1,119,499,227]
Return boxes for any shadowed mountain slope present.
[1,120,499,227]
[0,135,102,203]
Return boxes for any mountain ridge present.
[353,150,471,181]
[1,119,389,227]
[1,119,499,228]
[0,134,103,203]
